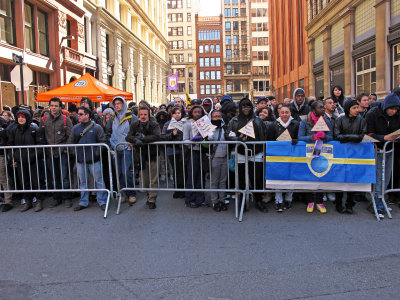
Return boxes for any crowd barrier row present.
[0,141,396,221]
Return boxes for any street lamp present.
[60,35,75,45]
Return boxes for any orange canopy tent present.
[36,73,133,103]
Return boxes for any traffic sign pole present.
[19,61,24,105]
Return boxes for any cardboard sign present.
[276,129,292,141]
[167,117,184,132]
[194,115,217,138]
[361,135,380,143]
[388,129,400,137]
[311,117,330,132]
[238,121,256,139]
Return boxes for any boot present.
[34,200,43,212]
[20,201,33,212]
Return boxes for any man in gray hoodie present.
[106,96,138,204]
[289,88,310,122]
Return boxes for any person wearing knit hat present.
[366,93,400,219]
[256,97,268,110]
[334,98,367,214]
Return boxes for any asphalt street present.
[1,192,400,300]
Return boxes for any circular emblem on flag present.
[73,80,87,87]
[306,144,334,178]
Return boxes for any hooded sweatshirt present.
[107,96,138,151]
[334,99,367,143]
[289,88,310,121]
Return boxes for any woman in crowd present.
[102,108,115,128]
[270,105,299,212]
[1,110,13,127]
[8,110,44,212]
[162,106,185,199]
[256,106,275,123]
[334,99,367,214]
[274,103,284,119]
[183,105,206,208]
[226,97,268,212]
[331,85,345,113]
[298,101,333,213]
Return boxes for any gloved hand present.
[313,131,325,140]
[135,133,145,140]
[191,135,203,142]
[134,138,143,146]
[291,139,299,146]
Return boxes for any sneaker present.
[316,203,327,213]
[20,202,32,212]
[186,202,200,208]
[378,210,385,219]
[284,201,292,210]
[335,204,345,214]
[275,203,283,212]
[128,196,136,206]
[34,200,43,212]
[212,202,222,212]
[146,201,156,209]
[307,202,314,213]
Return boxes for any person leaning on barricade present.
[334,99,367,214]
[161,106,186,199]
[365,93,400,219]
[40,97,73,208]
[8,110,45,212]
[67,106,107,211]
[0,117,13,212]
[207,110,228,212]
[298,101,333,214]
[270,105,299,212]
[225,97,268,212]
[183,105,207,208]
[105,96,138,205]
[125,106,161,209]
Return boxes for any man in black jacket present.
[0,118,12,212]
[365,93,400,218]
[126,106,161,209]
[289,88,310,122]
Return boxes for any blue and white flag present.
[265,141,376,191]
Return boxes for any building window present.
[234,64,240,74]
[200,71,204,80]
[356,53,376,94]
[178,83,185,92]
[226,35,231,45]
[187,13,191,21]
[226,81,232,92]
[205,45,209,53]
[393,44,400,89]
[211,71,215,80]
[232,0,238,4]
[0,0,15,45]
[217,84,221,94]
[233,35,238,45]
[167,0,183,9]
[216,71,221,79]
[200,84,205,95]
[216,57,221,66]
[187,40,192,49]
[210,57,215,66]
[205,57,210,67]
[206,84,211,94]
[187,26,192,35]
[187,0,191,8]
[233,80,240,92]
[227,65,232,74]
[199,45,204,53]
[232,8,238,17]
[253,81,269,92]
[226,49,232,59]
[199,58,204,67]
[24,3,35,51]
[216,45,220,53]
[211,84,216,94]
[205,71,210,80]
[188,67,193,77]
[225,8,231,17]
[225,22,231,31]
[188,53,193,62]
[233,21,239,30]
[225,0,230,3]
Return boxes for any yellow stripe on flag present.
[265,156,375,165]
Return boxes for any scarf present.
[311,112,324,136]
[277,116,293,129]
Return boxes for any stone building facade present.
[306,0,400,100]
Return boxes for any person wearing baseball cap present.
[202,98,213,115]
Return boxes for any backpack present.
[42,113,67,128]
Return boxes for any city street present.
[1,192,400,300]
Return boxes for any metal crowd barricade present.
[113,141,248,221]
[0,143,113,218]
[245,141,383,221]
[382,141,399,218]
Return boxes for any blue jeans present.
[46,153,71,200]
[77,161,107,207]
[375,151,393,211]
[115,150,135,197]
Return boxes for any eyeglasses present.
[78,113,86,116]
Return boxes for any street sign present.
[10,64,33,91]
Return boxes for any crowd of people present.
[0,85,399,219]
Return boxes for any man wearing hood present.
[226,97,268,212]
[366,93,400,218]
[289,88,310,122]
[334,99,367,214]
[106,96,138,205]
[202,98,214,115]
[9,110,44,212]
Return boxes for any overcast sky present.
[199,0,222,16]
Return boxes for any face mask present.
[211,120,222,127]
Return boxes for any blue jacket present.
[298,114,333,142]
[68,121,105,164]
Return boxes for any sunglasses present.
[78,113,86,116]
